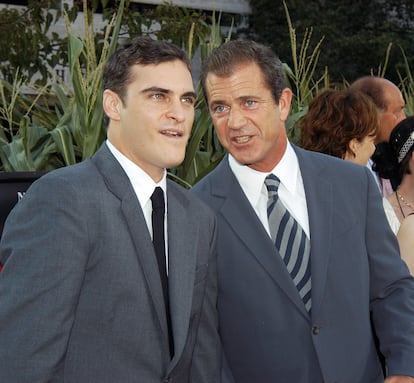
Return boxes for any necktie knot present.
[265,174,281,197]
[265,174,281,213]
[151,187,165,211]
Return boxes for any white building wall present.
[132,0,250,14]
[0,0,250,15]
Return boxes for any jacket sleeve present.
[0,174,89,382]
[366,167,414,377]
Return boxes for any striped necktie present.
[265,174,312,311]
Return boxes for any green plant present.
[10,0,413,187]
[169,13,231,187]
[373,42,393,79]
[0,0,125,172]
[51,0,125,164]
[282,1,329,144]
[355,42,414,116]
[124,2,211,58]
[0,72,63,171]
[0,0,66,85]
[245,0,414,85]
[396,45,414,116]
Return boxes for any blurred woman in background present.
[300,88,378,166]
[372,116,414,221]
[372,116,414,273]
[300,87,400,234]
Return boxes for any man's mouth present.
[161,129,183,137]
[233,136,251,144]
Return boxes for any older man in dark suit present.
[193,39,414,383]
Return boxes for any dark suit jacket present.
[0,144,220,383]
[192,146,414,383]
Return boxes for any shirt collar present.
[272,142,299,195]
[106,140,167,208]
[228,142,299,206]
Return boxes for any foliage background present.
[0,0,228,185]
[1,0,414,186]
[244,0,414,84]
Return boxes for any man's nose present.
[166,99,186,122]
[227,108,247,129]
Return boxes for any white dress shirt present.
[228,142,310,239]
[106,140,169,270]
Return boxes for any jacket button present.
[312,325,320,335]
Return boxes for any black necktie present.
[150,187,174,356]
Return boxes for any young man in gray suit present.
[192,39,414,383]
[0,37,220,383]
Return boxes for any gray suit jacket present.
[0,144,220,383]
[192,146,414,383]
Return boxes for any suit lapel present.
[120,196,170,337]
[91,145,170,344]
[166,182,198,364]
[295,147,333,317]
[214,158,308,317]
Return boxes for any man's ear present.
[103,89,122,122]
[278,88,293,122]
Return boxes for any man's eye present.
[182,96,195,105]
[213,105,228,113]
[151,93,164,100]
[245,100,257,107]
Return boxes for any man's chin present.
[165,157,186,170]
